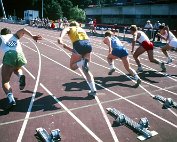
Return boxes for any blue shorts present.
[111,46,128,58]
[73,40,92,56]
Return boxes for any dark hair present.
[158,25,165,30]
[104,31,113,37]
[1,28,11,35]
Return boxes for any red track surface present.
[0,23,177,142]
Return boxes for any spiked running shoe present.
[108,68,116,75]
[161,62,166,72]
[19,75,26,90]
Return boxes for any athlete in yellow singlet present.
[58,21,97,97]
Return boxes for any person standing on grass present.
[103,31,141,85]
[157,25,177,64]
[0,28,42,109]
[57,21,97,97]
[130,25,166,73]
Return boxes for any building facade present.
[85,3,177,29]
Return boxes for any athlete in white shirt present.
[0,28,42,109]
[157,25,177,64]
[130,25,166,73]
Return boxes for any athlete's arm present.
[131,33,137,53]
[103,37,112,54]
[58,27,70,44]
[164,26,170,40]
[16,28,42,41]
[157,32,167,41]
[63,44,73,52]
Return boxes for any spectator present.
[144,20,153,29]
[153,21,161,41]
[88,19,94,33]
[93,19,97,33]
[51,21,55,29]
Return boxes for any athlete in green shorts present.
[0,28,42,109]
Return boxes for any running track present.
[0,22,177,142]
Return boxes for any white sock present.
[168,57,172,60]
[134,74,140,80]
[76,59,84,68]
[109,63,115,70]
[7,93,14,103]
[89,82,97,92]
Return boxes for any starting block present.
[106,108,158,141]
[153,95,177,109]
[34,127,61,142]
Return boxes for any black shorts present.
[73,40,92,56]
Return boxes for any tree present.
[43,0,62,19]
[69,6,86,22]
[58,0,73,18]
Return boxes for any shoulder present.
[13,34,20,39]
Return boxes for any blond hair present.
[104,31,113,37]
[69,21,79,27]
[130,25,137,32]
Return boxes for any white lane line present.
[40,83,103,142]
[17,38,42,142]
[95,96,119,142]
[93,52,177,97]
[21,28,177,127]
[92,52,177,118]
[43,37,119,142]
[22,66,35,80]
[0,81,149,127]
[22,44,104,142]
[27,35,177,128]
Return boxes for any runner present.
[57,21,97,97]
[157,25,177,64]
[0,28,42,109]
[103,31,141,85]
[130,25,166,73]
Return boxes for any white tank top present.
[0,34,23,53]
[163,31,176,43]
[136,31,150,43]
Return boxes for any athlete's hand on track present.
[33,35,42,42]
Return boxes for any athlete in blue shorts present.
[103,31,141,84]
[58,21,97,97]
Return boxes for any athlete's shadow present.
[94,75,139,89]
[63,75,139,91]
[58,95,95,101]
[62,81,95,100]
[0,91,60,115]
[138,71,165,83]
[63,81,90,92]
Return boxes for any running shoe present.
[160,62,166,72]
[88,91,97,98]
[166,58,172,64]
[82,59,89,72]
[108,68,116,75]
[136,67,143,73]
[136,78,141,85]
[6,93,16,110]
[19,75,26,90]
[133,75,141,85]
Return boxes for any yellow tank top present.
[68,26,89,43]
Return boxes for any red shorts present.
[141,41,154,51]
